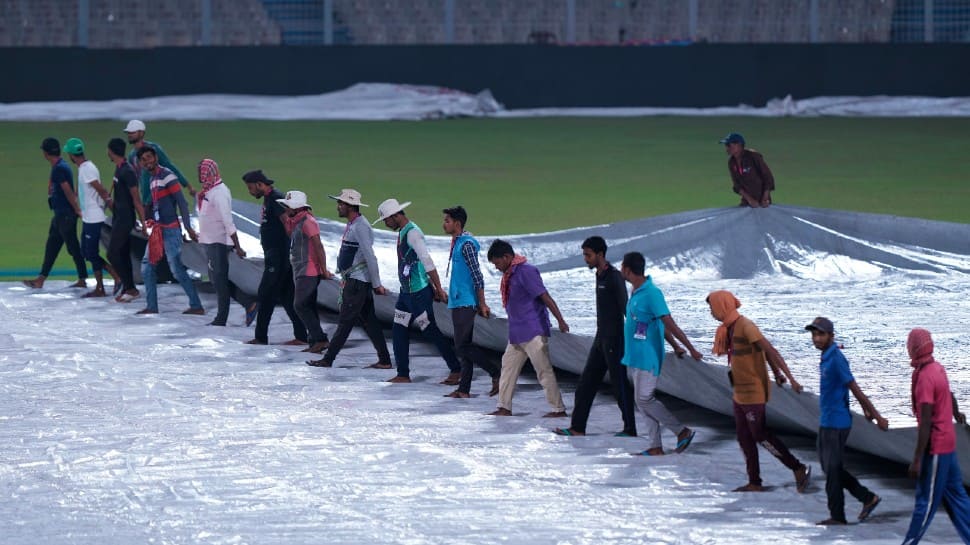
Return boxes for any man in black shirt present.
[554,236,638,437]
[106,138,146,302]
[242,170,307,346]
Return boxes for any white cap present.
[124,119,146,133]
[277,190,311,210]
[328,188,369,207]
[373,198,412,225]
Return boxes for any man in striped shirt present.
[135,146,204,316]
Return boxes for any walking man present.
[64,138,119,298]
[23,137,87,289]
[441,206,500,398]
[196,158,257,326]
[486,239,568,418]
[554,236,637,437]
[706,290,810,492]
[136,146,204,316]
[902,327,970,544]
[619,251,701,455]
[106,138,145,302]
[242,170,307,346]
[374,198,461,384]
[719,132,775,208]
[279,190,331,354]
[805,317,888,525]
[307,189,391,368]
[124,120,195,214]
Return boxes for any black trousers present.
[570,334,636,435]
[293,275,328,345]
[40,213,87,279]
[254,249,306,343]
[453,306,500,393]
[818,426,874,522]
[107,213,135,291]
[319,278,390,365]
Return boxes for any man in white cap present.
[307,189,391,369]
[278,190,331,354]
[124,120,195,217]
[375,198,461,384]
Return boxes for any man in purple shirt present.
[486,239,568,418]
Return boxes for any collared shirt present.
[504,261,551,344]
[595,263,627,339]
[818,343,854,429]
[621,276,669,375]
[197,183,237,245]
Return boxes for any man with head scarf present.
[902,328,970,544]
[706,290,810,493]
[196,158,256,326]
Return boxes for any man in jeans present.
[23,137,87,290]
[279,190,331,354]
[196,158,256,326]
[375,198,460,384]
[441,206,500,398]
[554,236,636,437]
[242,170,306,346]
[487,239,568,418]
[307,189,391,368]
[135,146,204,316]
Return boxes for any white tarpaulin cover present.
[1,83,968,120]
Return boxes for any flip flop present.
[796,465,812,493]
[675,429,696,453]
[552,428,583,436]
[858,495,881,521]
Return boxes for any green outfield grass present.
[1,117,968,272]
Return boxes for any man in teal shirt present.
[620,251,702,456]
[124,119,195,209]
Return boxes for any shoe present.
[732,483,765,492]
[245,302,259,326]
[488,408,512,416]
[552,428,584,436]
[858,495,881,522]
[440,372,461,385]
[489,377,500,397]
[245,339,268,345]
[307,358,332,367]
[816,518,847,526]
[366,362,393,370]
[281,339,308,346]
[207,321,226,326]
[444,390,470,398]
[387,376,412,383]
[795,465,812,493]
[304,340,329,354]
[136,308,158,315]
[542,411,568,418]
[635,447,665,456]
[81,289,107,298]
[675,428,696,453]
[614,431,637,437]
[183,307,205,315]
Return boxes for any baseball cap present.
[805,317,834,334]
[719,132,745,146]
[63,137,85,155]
[124,120,146,133]
[40,137,60,155]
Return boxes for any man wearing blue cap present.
[719,132,775,208]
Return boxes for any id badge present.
[634,321,648,340]
[402,264,411,277]
[393,309,412,326]
[153,209,160,221]
[413,311,430,331]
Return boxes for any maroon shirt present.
[727,149,775,204]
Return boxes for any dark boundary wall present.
[3,44,968,108]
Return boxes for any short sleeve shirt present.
[621,277,669,375]
[729,316,771,404]
[78,160,106,224]
[260,188,290,252]
[505,262,551,344]
[818,344,855,429]
[301,217,322,278]
[112,162,138,214]
[913,361,956,455]
[48,158,75,216]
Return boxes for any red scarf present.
[708,290,742,356]
[196,158,222,211]
[500,254,528,308]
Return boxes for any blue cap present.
[719,132,745,146]
[805,317,834,334]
